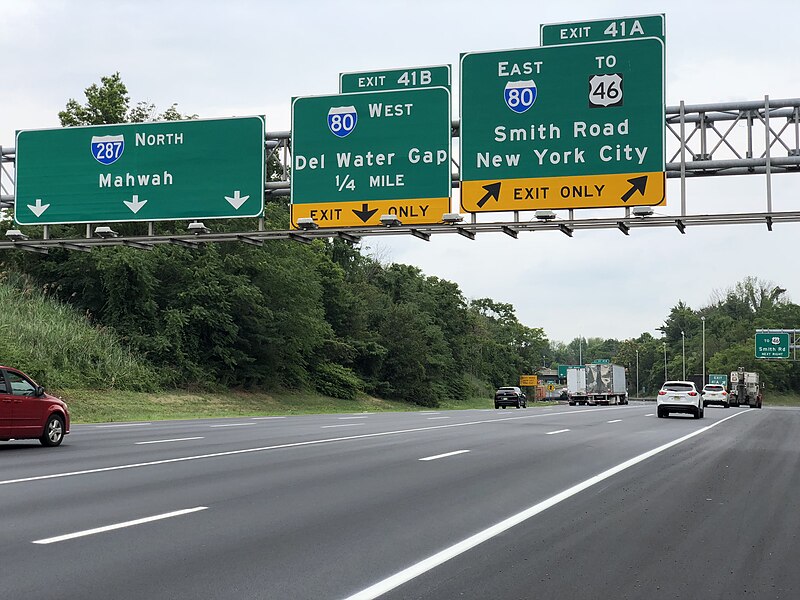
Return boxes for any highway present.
[1,404,798,599]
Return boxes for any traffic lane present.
[1,409,747,598]
[0,405,645,482]
[0,405,664,544]
[0,404,705,504]
[0,403,682,492]
[373,408,795,600]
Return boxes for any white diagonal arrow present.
[124,194,148,214]
[27,198,50,217]
[225,190,249,210]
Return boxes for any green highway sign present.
[755,332,791,359]
[708,374,728,386]
[541,14,665,46]
[459,38,665,213]
[15,117,265,225]
[558,365,583,378]
[340,65,451,93]
[592,359,611,364]
[291,87,451,228]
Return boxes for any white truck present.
[729,368,763,408]
[585,363,628,405]
[566,367,588,405]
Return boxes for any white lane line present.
[645,413,655,417]
[545,429,570,435]
[0,406,648,487]
[338,416,369,420]
[607,419,623,423]
[32,507,208,545]
[419,450,470,462]
[342,410,755,600]
[419,412,440,415]
[209,423,257,428]
[321,423,365,429]
[94,423,152,429]
[135,437,204,445]
[427,417,450,420]
[251,416,286,420]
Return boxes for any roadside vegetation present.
[2,74,799,420]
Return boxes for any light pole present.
[681,330,686,380]
[635,348,639,398]
[701,316,706,388]
[663,342,667,381]
[578,336,582,365]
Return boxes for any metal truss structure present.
[1,96,799,253]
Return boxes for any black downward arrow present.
[621,175,648,203]
[352,203,378,223]
[476,182,502,208]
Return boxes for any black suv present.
[494,386,527,409]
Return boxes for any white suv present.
[657,381,704,419]
[702,384,729,408]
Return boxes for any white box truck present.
[586,363,628,405]
[566,367,588,405]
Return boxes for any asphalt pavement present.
[1,404,797,599]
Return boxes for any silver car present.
[657,381,704,419]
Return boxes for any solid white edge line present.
[427,417,450,420]
[94,423,152,428]
[545,429,570,435]
[341,410,754,600]
[419,450,470,462]
[338,416,369,420]
[251,416,287,420]
[135,437,204,445]
[32,507,208,545]
[321,423,365,428]
[209,423,258,428]
[0,406,636,487]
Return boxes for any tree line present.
[2,74,798,403]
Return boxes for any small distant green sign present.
[558,365,583,378]
[708,374,728,386]
[755,332,791,359]
[592,359,611,364]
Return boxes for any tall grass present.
[0,271,159,391]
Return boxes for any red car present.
[0,366,70,446]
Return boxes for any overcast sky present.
[2,0,799,343]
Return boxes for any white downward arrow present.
[225,190,250,210]
[124,194,148,214]
[27,198,50,217]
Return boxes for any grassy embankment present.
[1,273,502,423]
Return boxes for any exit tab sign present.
[340,65,451,93]
[540,14,665,46]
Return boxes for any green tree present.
[58,72,195,126]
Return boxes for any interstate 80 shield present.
[327,106,358,138]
